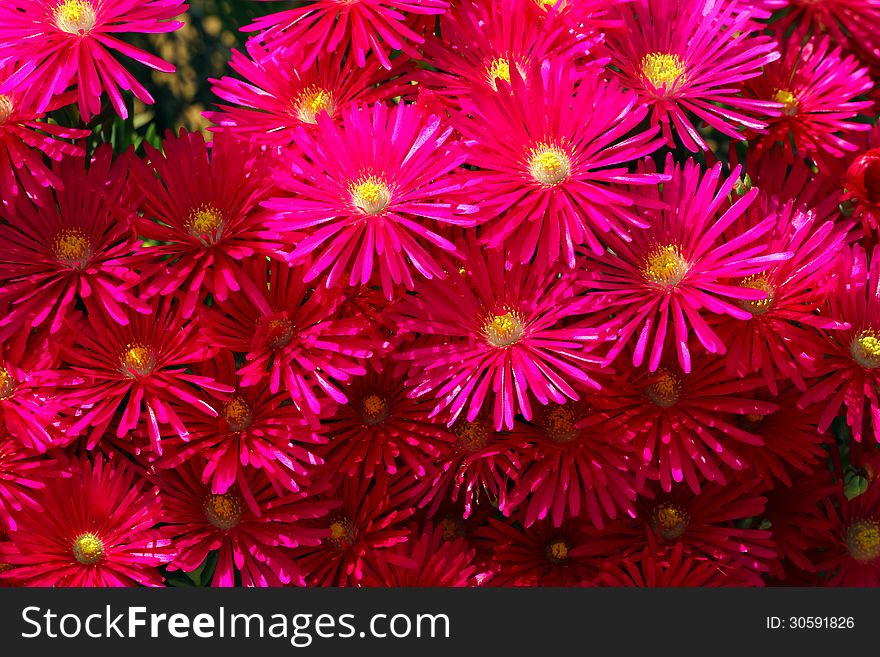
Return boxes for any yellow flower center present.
[643,244,690,288]
[350,175,391,215]
[644,370,681,408]
[651,503,690,541]
[294,85,335,124]
[737,275,775,316]
[534,0,559,6]
[203,492,242,530]
[774,89,799,117]
[360,394,389,426]
[54,0,97,34]
[846,519,880,562]
[186,204,225,245]
[851,329,880,369]
[0,95,13,123]
[53,228,92,269]
[546,539,571,564]
[745,413,765,424]
[0,368,14,400]
[120,343,157,378]
[641,52,686,91]
[72,532,104,565]
[483,311,525,347]
[540,403,579,443]
[528,143,571,186]
[452,417,490,452]
[327,517,355,549]
[265,318,294,350]
[488,57,511,84]
[223,396,253,432]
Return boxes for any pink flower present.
[0,456,172,587]
[800,244,880,444]
[455,59,667,267]
[744,34,873,169]
[207,42,403,147]
[132,130,279,318]
[0,0,187,119]
[155,459,335,587]
[0,146,143,341]
[584,156,791,373]
[0,62,87,210]
[264,102,478,299]
[600,0,781,151]
[245,0,447,70]
[200,256,371,426]
[393,238,604,430]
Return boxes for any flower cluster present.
[0,0,879,588]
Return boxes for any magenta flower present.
[0,456,172,587]
[744,34,873,170]
[155,352,327,503]
[0,62,87,210]
[800,244,880,444]
[264,102,478,299]
[0,146,143,341]
[584,156,791,374]
[61,294,233,453]
[155,459,336,587]
[600,0,781,151]
[0,431,62,532]
[393,238,604,430]
[245,0,447,70]
[201,257,372,426]
[598,348,778,492]
[132,130,279,318]
[0,0,187,119]
[207,42,402,147]
[455,59,667,268]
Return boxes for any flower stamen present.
[203,492,242,530]
[846,519,880,562]
[120,343,157,379]
[483,311,525,347]
[360,394,389,426]
[774,89,799,117]
[72,532,104,565]
[737,275,775,316]
[645,370,681,408]
[186,204,225,245]
[54,0,97,34]
[350,175,392,215]
[528,143,571,186]
[223,396,253,432]
[651,503,689,541]
[643,244,690,288]
[54,228,92,269]
[851,329,880,369]
[294,85,335,124]
[641,52,686,92]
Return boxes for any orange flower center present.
[120,343,157,378]
[54,228,92,269]
[651,503,690,540]
[846,519,880,562]
[203,492,243,530]
[223,396,253,432]
[360,394,389,426]
[644,370,681,408]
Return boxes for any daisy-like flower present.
[363,521,479,586]
[599,0,781,152]
[817,481,880,586]
[716,184,850,392]
[621,478,776,584]
[505,400,641,528]
[0,62,87,210]
[0,329,64,452]
[0,456,171,587]
[0,146,143,341]
[780,0,880,66]
[733,384,830,488]
[290,474,415,586]
[201,256,371,426]
[593,543,752,587]
[763,468,837,580]
[132,131,278,318]
[245,0,447,70]
[155,352,326,503]
[207,43,403,147]
[476,511,631,586]
[412,412,526,518]
[598,348,778,492]
[456,60,667,268]
[155,459,335,587]
[800,245,880,444]
[0,0,187,119]
[584,156,791,373]
[415,0,588,109]
[393,239,604,431]
[744,34,873,169]
[319,358,453,480]
[61,294,233,452]
[0,431,61,531]
[264,102,477,299]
